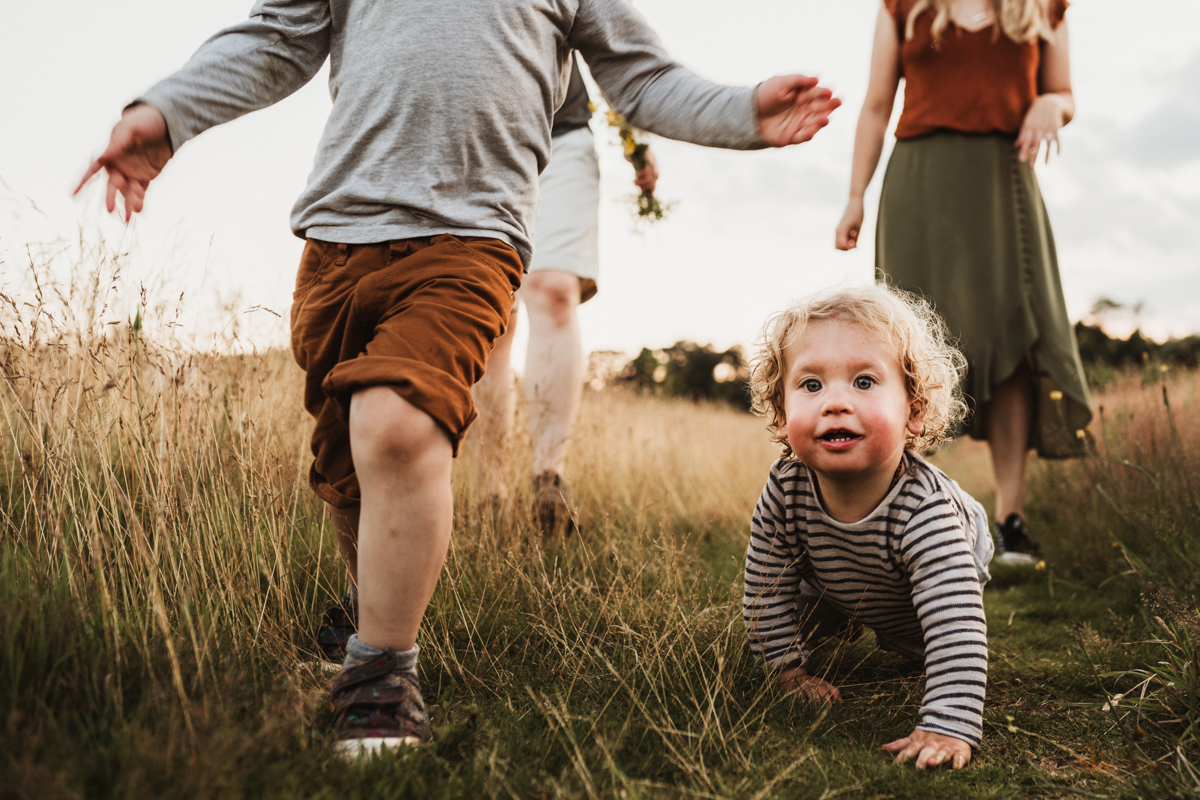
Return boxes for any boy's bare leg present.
[473,305,520,498]
[986,363,1033,522]
[348,386,454,652]
[330,505,360,583]
[522,270,583,476]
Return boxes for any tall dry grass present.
[0,257,331,762]
[3,248,1198,797]
[2,254,817,797]
[1023,369,1200,591]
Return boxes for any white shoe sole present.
[995,552,1040,566]
[334,735,425,759]
[291,658,347,674]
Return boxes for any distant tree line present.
[1074,322,1200,370]
[616,342,751,411]
[1074,297,1200,372]
[607,303,1198,409]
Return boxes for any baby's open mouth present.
[818,429,862,443]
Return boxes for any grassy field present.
[2,276,1198,798]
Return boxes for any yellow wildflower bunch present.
[603,109,669,223]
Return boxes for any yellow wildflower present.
[603,107,670,222]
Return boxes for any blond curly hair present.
[749,284,967,458]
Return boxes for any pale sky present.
[2,1,1198,366]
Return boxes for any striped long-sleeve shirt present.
[743,453,989,746]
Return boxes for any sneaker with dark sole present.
[330,650,433,758]
[531,470,579,536]
[995,513,1042,565]
[314,592,357,672]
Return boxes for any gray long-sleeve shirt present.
[140,0,765,268]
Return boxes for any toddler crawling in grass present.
[742,285,993,769]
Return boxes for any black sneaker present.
[531,471,579,536]
[330,650,433,758]
[995,514,1042,565]
[314,592,357,672]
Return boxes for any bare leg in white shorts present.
[473,270,584,498]
[473,125,656,514]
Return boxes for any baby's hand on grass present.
[882,729,971,769]
[778,666,841,703]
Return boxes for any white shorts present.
[530,126,600,303]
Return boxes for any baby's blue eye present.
[854,376,876,390]
[802,379,821,393]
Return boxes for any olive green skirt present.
[877,131,1091,458]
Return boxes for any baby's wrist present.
[914,725,976,749]
[777,663,809,685]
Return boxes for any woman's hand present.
[882,729,972,769]
[779,665,842,703]
[1021,18,1073,165]
[835,197,865,251]
[1016,93,1071,164]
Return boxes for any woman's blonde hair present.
[749,284,967,458]
[906,0,1055,47]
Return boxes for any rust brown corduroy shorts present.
[290,235,522,509]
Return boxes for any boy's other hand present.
[755,75,841,147]
[779,665,841,703]
[627,147,659,195]
[883,729,972,769]
[75,103,172,221]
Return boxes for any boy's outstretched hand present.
[755,75,841,147]
[75,103,172,221]
[883,729,972,770]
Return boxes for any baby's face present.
[780,319,921,482]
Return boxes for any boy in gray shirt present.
[77,0,840,757]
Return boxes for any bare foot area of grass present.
[2,264,1197,798]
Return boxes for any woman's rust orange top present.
[885,0,1068,140]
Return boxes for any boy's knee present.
[524,271,580,329]
[349,386,449,468]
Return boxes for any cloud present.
[1113,49,1200,168]
[1038,53,1200,336]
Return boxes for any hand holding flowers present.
[605,109,670,222]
